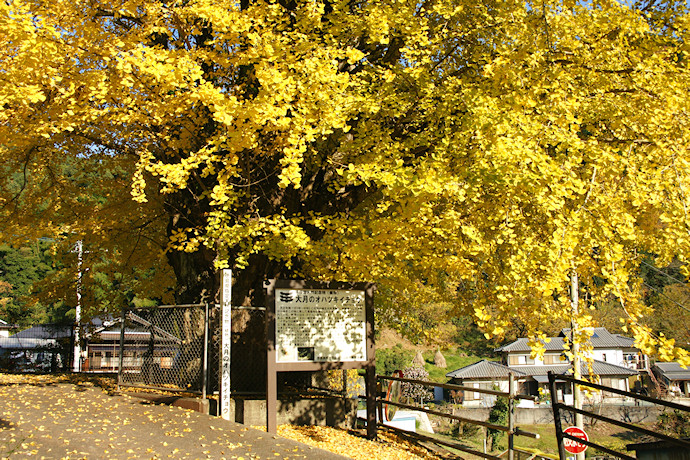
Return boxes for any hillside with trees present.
[0,241,63,326]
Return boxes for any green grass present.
[421,348,497,383]
[428,421,655,459]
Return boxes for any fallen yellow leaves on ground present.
[1,373,442,459]
[276,425,443,460]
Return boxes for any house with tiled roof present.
[445,360,528,406]
[558,327,649,371]
[0,323,72,372]
[446,328,644,406]
[652,362,690,397]
[82,313,182,373]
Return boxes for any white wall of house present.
[507,353,569,366]
[459,380,510,401]
[0,320,10,338]
[592,349,624,366]
[507,349,630,367]
[507,354,542,366]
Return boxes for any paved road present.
[0,377,350,459]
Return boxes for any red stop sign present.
[563,426,589,454]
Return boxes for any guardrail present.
[374,373,541,460]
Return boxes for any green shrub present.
[487,396,509,450]
[375,344,410,376]
[657,410,690,438]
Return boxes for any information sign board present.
[275,288,366,363]
[265,280,376,438]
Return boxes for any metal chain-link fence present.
[0,323,73,373]
[117,304,209,394]
[207,305,267,395]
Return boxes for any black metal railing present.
[374,373,541,460]
[548,371,690,460]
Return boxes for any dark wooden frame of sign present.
[264,279,377,439]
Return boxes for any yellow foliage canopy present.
[1,0,689,363]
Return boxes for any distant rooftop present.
[446,360,527,379]
[654,362,690,381]
[514,360,638,378]
[496,328,637,353]
[13,324,73,339]
[446,359,638,381]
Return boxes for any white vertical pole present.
[219,269,232,420]
[571,271,584,460]
[72,240,83,372]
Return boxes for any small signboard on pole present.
[265,280,376,438]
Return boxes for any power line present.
[642,282,690,315]
[639,259,686,285]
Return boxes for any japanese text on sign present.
[275,289,366,363]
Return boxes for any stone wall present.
[227,396,358,428]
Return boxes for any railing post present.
[549,371,567,460]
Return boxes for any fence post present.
[508,372,515,460]
[366,366,377,439]
[202,303,209,400]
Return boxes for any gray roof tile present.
[446,360,527,379]
[511,360,638,377]
[446,359,638,381]
[559,327,633,348]
[496,328,638,353]
[654,362,690,381]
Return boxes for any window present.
[160,356,173,369]
[544,354,566,364]
[509,354,535,365]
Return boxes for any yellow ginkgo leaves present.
[1,0,690,363]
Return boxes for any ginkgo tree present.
[1,0,689,364]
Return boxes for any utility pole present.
[571,271,585,460]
